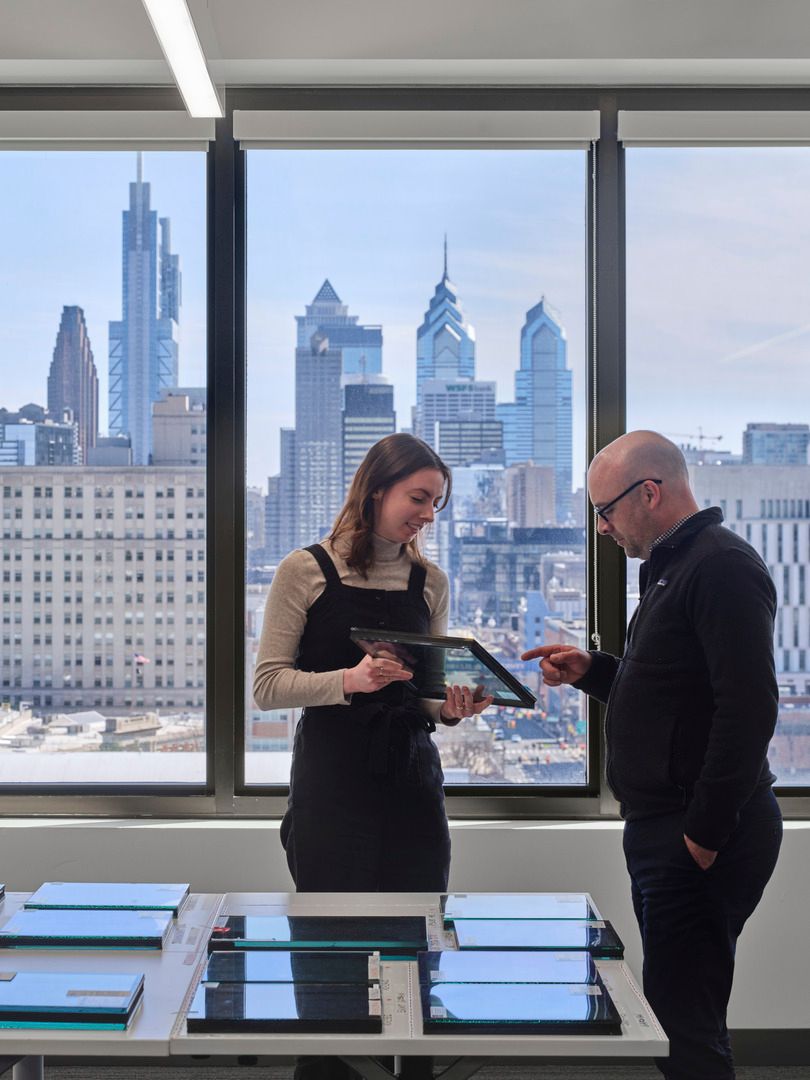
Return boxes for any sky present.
[3,146,810,491]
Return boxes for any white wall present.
[0,818,806,1029]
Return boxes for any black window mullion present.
[590,94,626,815]
[207,97,242,812]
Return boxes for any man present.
[523,430,782,1080]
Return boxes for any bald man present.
[523,431,782,1080]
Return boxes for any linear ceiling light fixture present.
[141,0,223,118]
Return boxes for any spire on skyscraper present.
[136,151,143,185]
[443,234,448,281]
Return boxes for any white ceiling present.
[2,0,810,86]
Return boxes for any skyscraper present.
[291,282,383,547]
[342,380,396,490]
[108,154,180,465]
[47,306,98,463]
[415,241,475,408]
[498,297,572,523]
[295,279,382,377]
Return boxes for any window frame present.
[0,84,806,819]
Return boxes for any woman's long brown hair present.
[328,433,452,577]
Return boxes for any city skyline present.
[4,147,810,486]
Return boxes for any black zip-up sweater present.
[575,507,778,851]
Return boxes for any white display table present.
[0,891,668,1080]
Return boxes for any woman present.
[254,435,491,1079]
[254,433,492,896]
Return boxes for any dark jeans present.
[623,785,782,1080]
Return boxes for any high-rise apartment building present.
[498,297,572,523]
[47,306,98,463]
[342,380,395,490]
[742,423,810,466]
[108,154,180,465]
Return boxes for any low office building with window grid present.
[0,466,205,715]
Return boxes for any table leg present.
[340,1057,396,1080]
[435,1058,490,1080]
[12,1059,44,1080]
[340,1057,489,1080]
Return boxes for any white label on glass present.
[430,1006,447,1019]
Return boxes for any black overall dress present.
[280,543,451,893]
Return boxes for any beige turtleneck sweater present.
[252,534,449,721]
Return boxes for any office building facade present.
[0,466,205,713]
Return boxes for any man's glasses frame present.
[593,478,663,521]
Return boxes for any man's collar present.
[650,506,724,553]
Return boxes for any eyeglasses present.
[592,478,663,521]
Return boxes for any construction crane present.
[664,427,723,448]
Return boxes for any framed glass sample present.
[0,908,174,950]
[0,971,144,1030]
[350,628,536,708]
[421,979,621,1035]
[452,919,624,958]
[208,915,428,957]
[186,982,383,1033]
[25,882,190,916]
[203,949,381,985]
[418,949,598,986]
[442,893,595,921]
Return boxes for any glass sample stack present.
[0,908,174,950]
[25,881,190,917]
[0,971,144,1030]
[421,894,624,1035]
[0,881,191,950]
[442,893,624,959]
[418,949,621,1035]
[187,950,383,1033]
[442,893,597,922]
[208,915,428,958]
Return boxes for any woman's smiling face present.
[372,467,446,544]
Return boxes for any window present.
[244,128,590,787]
[0,92,805,814]
[627,141,810,787]
[0,148,207,785]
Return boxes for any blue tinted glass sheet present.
[419,950,597,985]
[210,916,427,955]
[203,950,379,984]
[186,982,382,1033]
[423,981,621,1034]
[453,919,623,957]
[25,882,189,914]
[443,894,594,921]
[0,908,173,948]
[0,971,143,1027]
